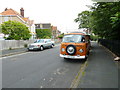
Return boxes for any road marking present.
[1,44,60,59]
[70,60,88,88]
[1,52,28,59]
[40,86,43,88]
[43,78,45,81]
[49,78,53,82]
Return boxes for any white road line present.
[1,52,28,59]
[1,44,60,59]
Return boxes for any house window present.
[4,17,8,22]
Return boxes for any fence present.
[0,39,61,50]
[98,39,120,57]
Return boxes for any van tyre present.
[66,45,76,55]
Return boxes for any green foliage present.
[36,29,52,39]
[58,33,64,39]
[1,20,31,40]
[75,2,120,40]
[90,35,99,41]
[9,47,12,50]
[43,36,51,39]
[74,11,92,29]
[24,44,28,48]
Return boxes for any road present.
[2,45,85,88]
[2,42,118,88]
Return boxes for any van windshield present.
[62,34,83,43]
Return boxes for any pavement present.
[1,48,28,57]
[78,42,119,89]
[1,42,120,89]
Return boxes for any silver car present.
[28,39,54,51]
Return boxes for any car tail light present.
[37,45,40,47]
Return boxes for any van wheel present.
[40,46,44,51]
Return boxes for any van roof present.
[65,32,86,35]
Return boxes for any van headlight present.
[79,49,83,53]
[62,48,65,52]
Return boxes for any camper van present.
[60,32,91,59]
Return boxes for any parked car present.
[60,32,91,60]
[28,39,55,51]
[0,37,5,40]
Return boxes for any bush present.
[24,44,28,48]
[1,20,31,40]
[36,29,52,39]
[9,47,12,50]
[90,35,99,41]
[58,33,64,39]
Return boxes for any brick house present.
[35,24,61,39]
[0,8,36,39]
[51,26,61,39]
[35,23,51,29]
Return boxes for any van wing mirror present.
[85,35,91,40]
[81,37,85,43]
[85,35,91,42]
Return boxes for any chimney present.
[5,8,8,11]
[20,8,24,17]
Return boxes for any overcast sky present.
[0,0,94,33]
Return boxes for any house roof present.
[0,8,34,25]
[23,18,34,26]
[23,17,29,22]
[0,8,21,17]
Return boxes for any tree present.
[57,33,64,39]
[74,11,92,29]
[91,2,120,39]
[36,29,52,39]
[1,20,31,40]
[75,2,120,40]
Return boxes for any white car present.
[28,39,55,51]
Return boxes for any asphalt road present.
[2,45,85,88]
[2,42,119,89]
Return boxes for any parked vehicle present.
[28,39,54,51]
[60,32,91,59]
[0,37,5,40]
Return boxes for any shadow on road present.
[62,58,87,64]
[27,46,57,52]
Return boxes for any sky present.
[0,0,94,33]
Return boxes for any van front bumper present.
[60,54,85,59]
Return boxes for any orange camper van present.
[60,32,91,59]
